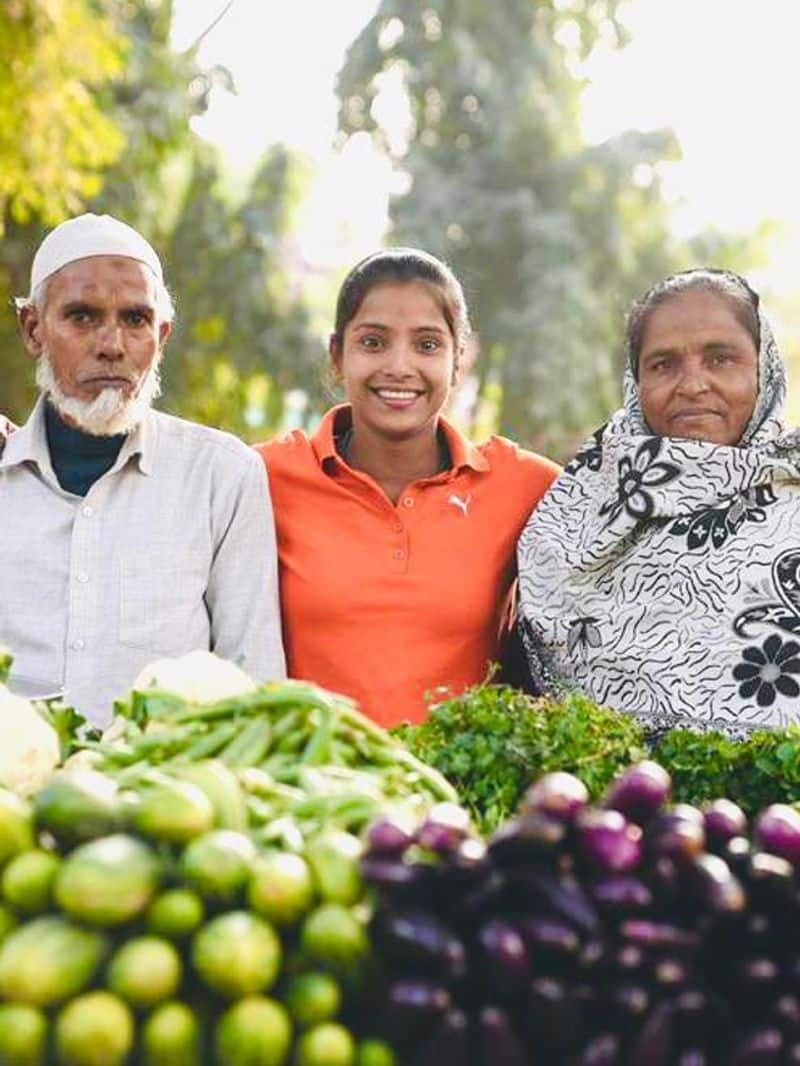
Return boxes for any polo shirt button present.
[393,549,405,560]
[71,639,85,651]
[76,572,90,584]
[81,505,94,518]
[393,521,403,533]
[402,497,414,508]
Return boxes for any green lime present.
[300,904,369,973]
[192,911,282,998]
[247,851,315,927]
[285,972,342,1028]
[2,849,60,914]
[0,904,17,943]
[140,1001,201,1066]
[146,889,205,939]
[356,1039,397,1066]
[0,1002,47,1065]
[54,991,133,1066]
[180,830,255,904]
[215,996,292,1066]
[305,832,363,906]
[0,790,34,867]
[133,780,214,845]
[296,1022,356,1066]
[107,936,182,1008]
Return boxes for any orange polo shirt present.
[256,406,560,727]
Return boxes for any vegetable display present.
[362,763,800,1064]
[0,653,464,1065]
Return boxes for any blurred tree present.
[336,1,689,456]
[161,140,321,438]
[0,0,319,438]
[0,0,125,232]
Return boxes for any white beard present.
[35,350,162,437]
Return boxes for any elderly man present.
[0,213,285,724]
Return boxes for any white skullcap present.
[30,213,164,292]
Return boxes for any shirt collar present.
[310,403,489,473]
[0,393,157,477]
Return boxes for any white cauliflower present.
[0,684,61,796]
[132,650,257,703]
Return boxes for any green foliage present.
[0,0,125,231]
[652,727,800,815]
[400,684,800,833]
[396,685,646,833]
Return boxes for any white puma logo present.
[448,493,472,516]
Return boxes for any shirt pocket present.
[118,552,208,653]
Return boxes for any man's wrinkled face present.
[20,255,171,435]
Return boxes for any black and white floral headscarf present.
[517,278,800,736]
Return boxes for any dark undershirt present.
[45,402,126,497]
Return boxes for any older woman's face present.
[638,290,759,446]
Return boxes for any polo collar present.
[311,404,489,473]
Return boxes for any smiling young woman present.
[256,248,560,727]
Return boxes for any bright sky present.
[172,0,800,286]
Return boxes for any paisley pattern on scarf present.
[518,304,800,734]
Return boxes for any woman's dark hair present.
[626,268,760,377]
[331,247,471,352]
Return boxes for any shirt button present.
[76,572,90,584]
[393,549,405,560]
[402,497,414,508]
[81,505,94,518]
[71,639,85,651]
[393,521,403,533]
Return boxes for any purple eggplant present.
[723,835,753,876]
[605,760,671,823]
[366,816,416,856]
[375,909,467,981]
[608,982,650,1030]
[703,798,748,849]
[519,915,580,968]
[478,1006,529,1066]
[646,808,706,863]
[521,771,589,822]
[477,918,530,993]
[488,811,567,867]
[730,1026,783,1064]
[677,1052,708,1066]
[689,852,747,914]
[382,978,451,1045]
[591,873,653,914]
[615,943,646,976]
[756,803,800,865]
[731,956,781,1008]
[361,855,438,906]
[411,1007,470,1066]
[525,975,582,1055]
[773,993,800,1040]
[745,851,795,912]
[620,919,699,952]
[504,869,599,935]
[576,809,643,873]
[651,955,693,990]
[629,1000,677,1066]
[415,802,472,854]
[571,1033,620,1065]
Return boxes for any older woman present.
[517,268,800,735]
